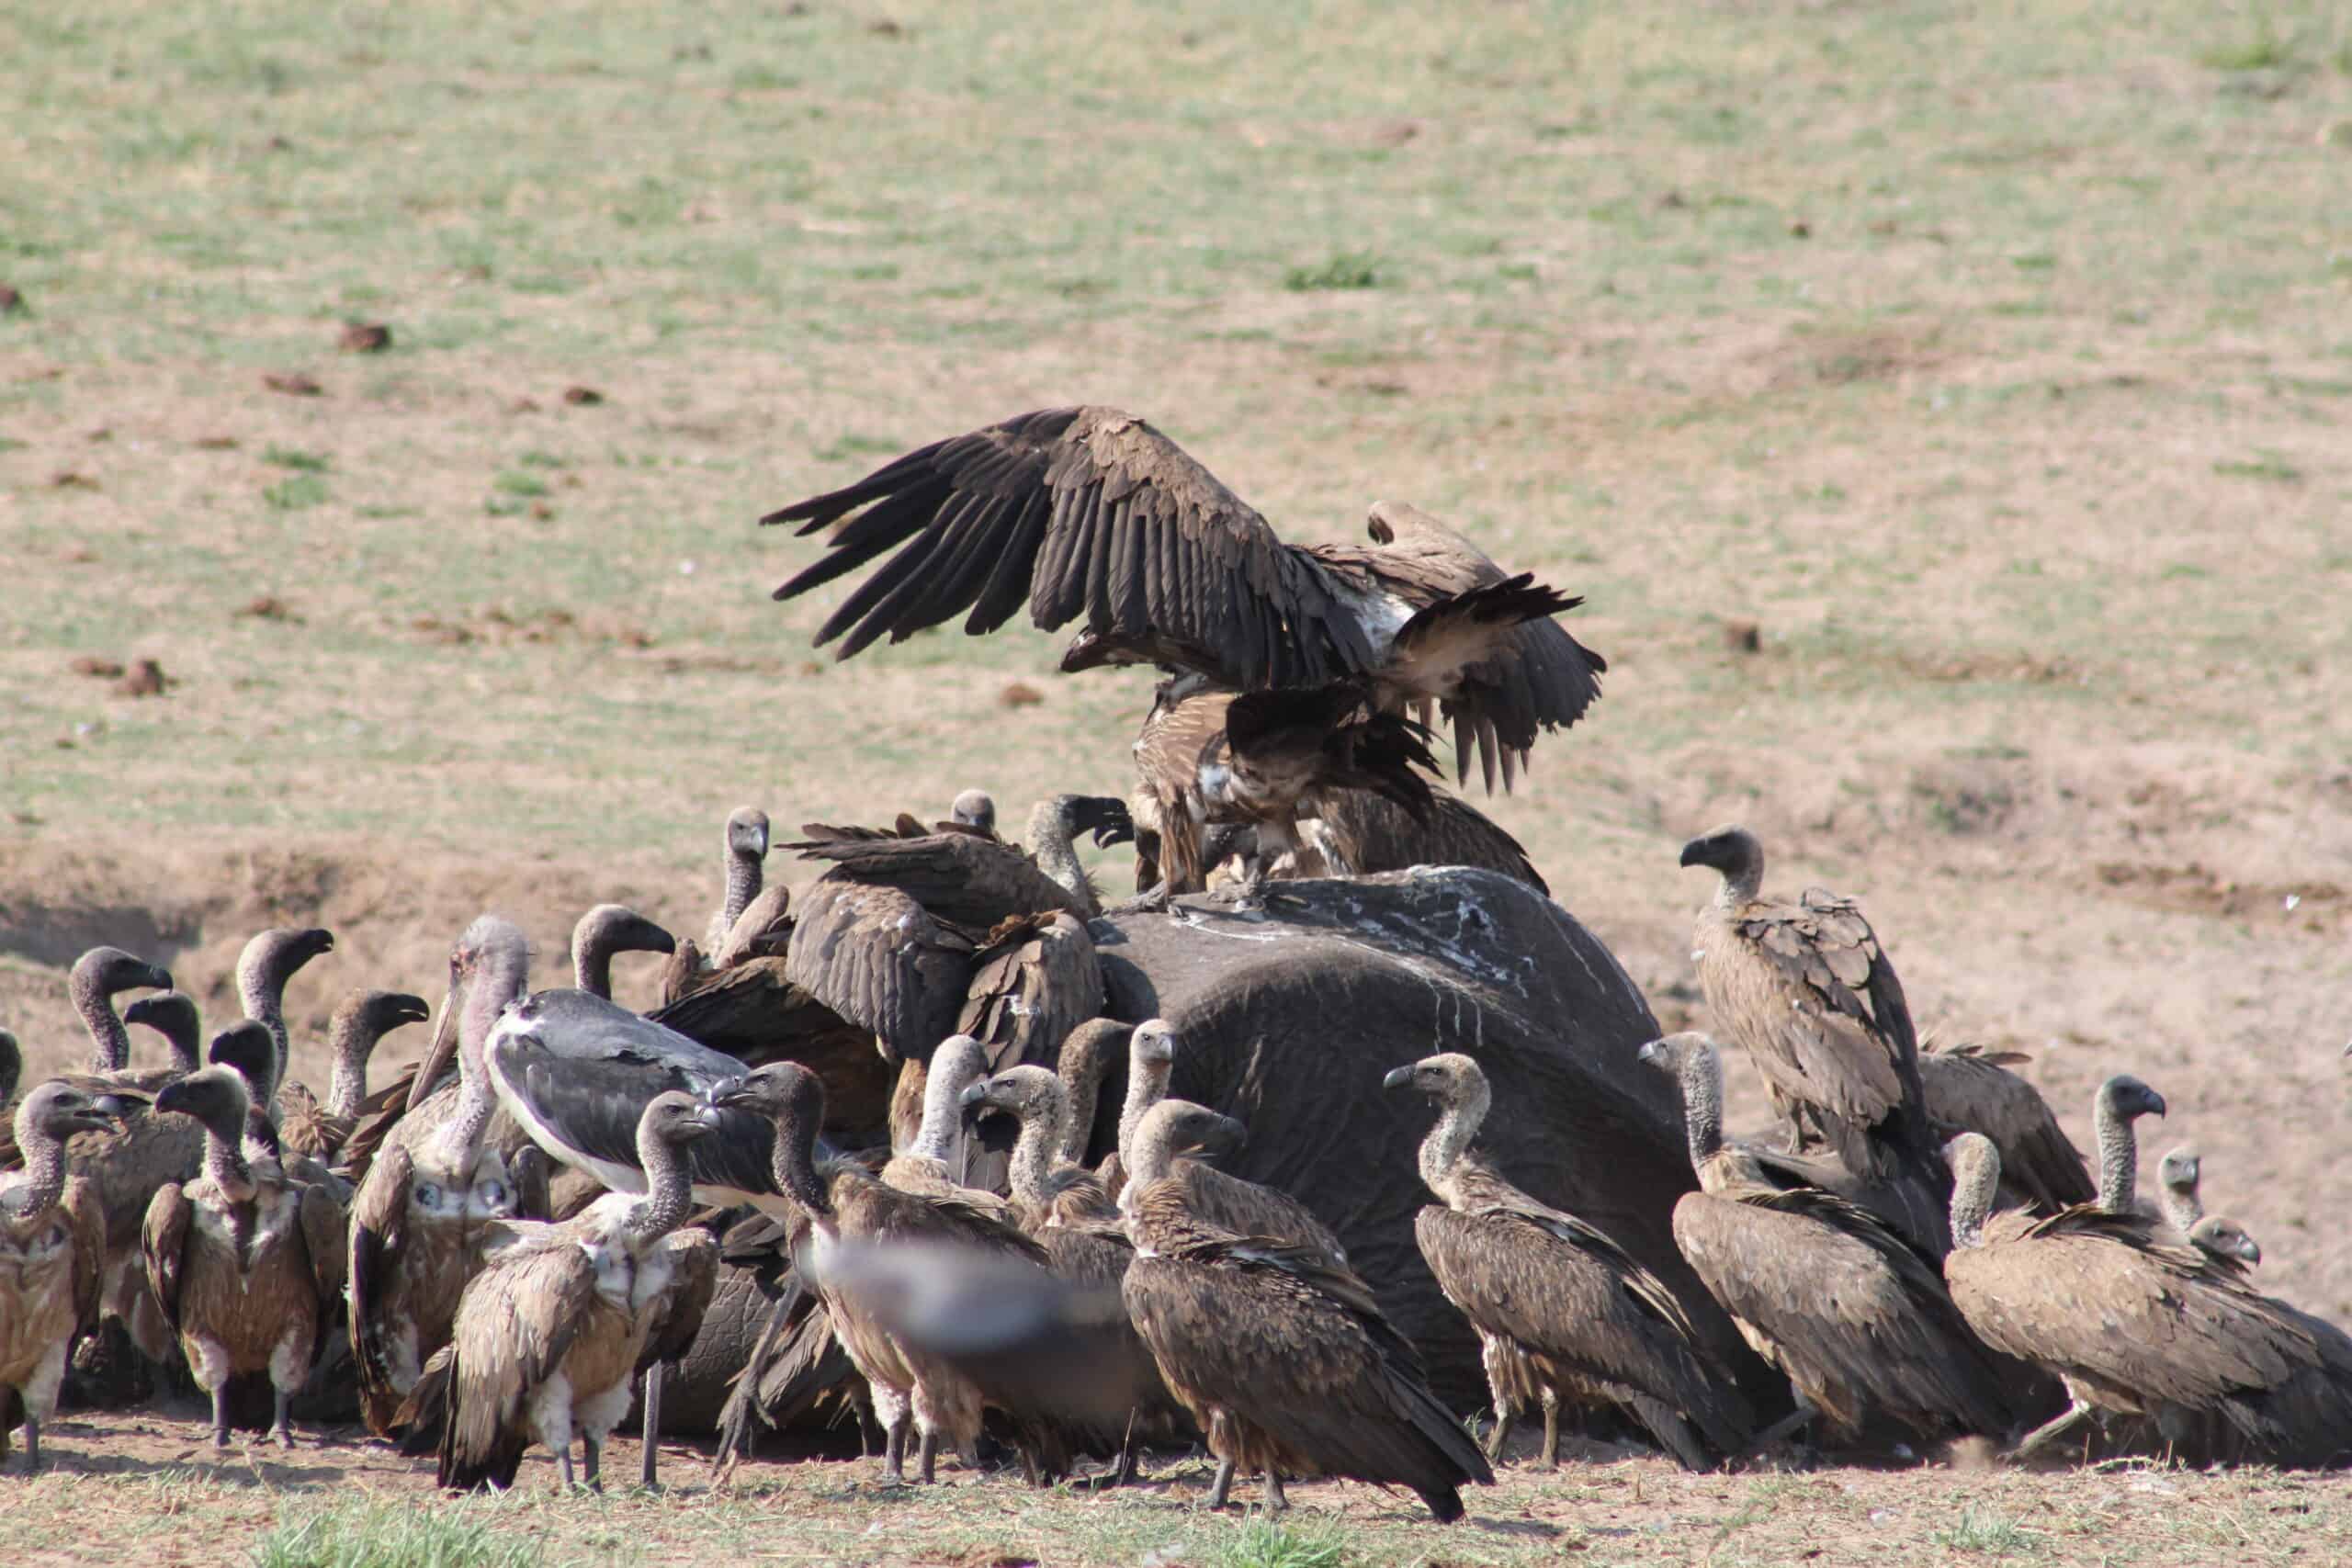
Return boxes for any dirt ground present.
[5,0,2352,1561]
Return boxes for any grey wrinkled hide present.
[650,1258,785,1434]
[1091,869,1763,1412]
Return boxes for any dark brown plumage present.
[1120,1099,1495,1519]
[1305,784,1547,894]
[1681,825,1947,1253]
[279,988,430,1167]
[0,1082,115,1471]
[142,1067,345,1448]
[1386,1053,1751,1471]
[1943,1132,2352,1466]
[1639,1034,2045,1450]
[1917,1043,2093,1213]
[765,407,1602,793]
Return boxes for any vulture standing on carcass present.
[1300,784,1549,894]
[1638,1033,2044,1451]
[570,905,677,1001]
[1917,1043,2093,1213]
[406,1092,718,1493]
[1385,1053,1752,1471]
[141,1066,345,1447]
[2158,1146,2263,1265]
[1120,1099,1496,1519]
[348,917,548,1435]
[704,807,772,957]
[1942,1131,2352,1466]
[275,988,429,1169]
[712,1062,1053,1485]
[0,1083,116,1471]
[1679,825,1949,1254]
[235,926,336,1097]
[764,406,1605,895]
[960,1064,1196,1479]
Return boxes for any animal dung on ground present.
[999,682,1045,709]
[113,659,170,697]
[263,371,323,397]
[0,283,24,314]
[561,384,605,405]
[337,321,391,354]
[234,595,300,623]
[1721,619,1762,654]
[70,655,125,679]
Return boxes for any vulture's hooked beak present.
[681,1105,720,1141]
[1635,1040,1667,1067]
[1380,1065,1416,1092]
[407,980,464,1112]
[1676,837,1707,869]
[707,1076,755,1112]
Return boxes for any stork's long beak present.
[1380,1065,1415,1091]
[408,979,464,1111]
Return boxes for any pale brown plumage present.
[766,407,1603,794]
[1639,1034,2045,1449]
[1917,1043,2093,1213]
[1386,1054,1751,1471]
[706,807,771,957]
[956,912,1103,1075]
[878,1035,1017,1225]
[1943,1132,2352,1466]
[712,1063,1052,1485]
[712,884,793,969]
[1681,825,1946,1252]
[0,1083,114,1471]
[1120,1099,1495,1520]
[405,1093,718,1492]
[141,1067,345,1448]
[279,988,430,1167]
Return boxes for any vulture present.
[570,905,677,1001]
[766,409,1603,785]
[276,988,429,1168]
[348,917,547,1435]
[1055,1017,1132,1172]
[1680,824,1948,1253]
[1385,1053,1752,1471]
[711,1062,1052,1484]
[0,1082,115,1471]
[0,1031,17,1108]
[235,926,336,1095]
[142,1066,345,1447]
[2085,1073,2166,1216]
[2159,1146,2263,1265]
[1120,1099,1496,1520]
[705,807,772,957]
[948,789,997,834]
[879,1033,1014,1222]
[66,945,177,1091]
[1303,784,1548,895]
[1917,1043,2093,1213]
[960,1064,1196,1478]
[1637,1033,2045,1450]
[1943,1132,2352,1466]
[711,884,792,970]
[1099,1021,1348,1266]
[407,1092,718,1492]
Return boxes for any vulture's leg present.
[916,1427,940,1485]
[270,1388,296,1449]
[558,1444,577,1492]
[2008,1397,2095,1462]
[882,1416,910,1484]
[1484,1404,1515,1462]
[1540,1389,1563,1470]
[1749,1396,1818,1455]
[582,1435,604,1493]
[210,1385,233,1450]
[1205,1456,1237,1510]
[1019,1443,1041,1488]
[639,1364,663,1489]
[18,1417,37,1473]
[1262,1469,1289,1513]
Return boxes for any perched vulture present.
[2158,1146,2263,1265]
[1304,784,1548,894]
[235,926,336,1096]
[705,807,772,956]
[1386,1053,1752,1471]
[765,407,1604,787]
[1680,824,1947,1253]
[0,1082,115,1470]
[1943,1132,2352,1467]
[570,906,677,1001]
[277,988,430,1168]
[1638,1034,2048,1450]
[1917,1043,2092,1213]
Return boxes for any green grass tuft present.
[263,473,331,510]
[1283,251,1385,291]
[263,445,332,471]
[2199,22,2299,71]
[252,1498,544,1568]
[1933,1506,2044,1557]
[493,471,552,497]
[1215,1515,1352,1568]
[2211,453,2303,482]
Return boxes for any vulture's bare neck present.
[2094,1096,2141,1215]
[1007,1094,1069,1210]
[1024,799,1099,919]
[628,1134,692,1245]
[325,1013,373,1122]
[1056,1044,1107,1167]
[1677,1047,1728,1169]
[1118,1058,1170,1169]
[3,1121,67,1220]
[1949,1145,1997,1250]
[200,1122,257,1206]
[1418,1087,1488,1203]
[719,846,763,944]
[71,966,132,1075]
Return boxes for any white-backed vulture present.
[1917,1043,2093,1213]
[0,1083,114,1471]
[711,1062,1051,1484]
[2157,1147,2263,1266]
[235,926,335,1097]
[1120,1099,1495,1520]
[712,885,793,970]
[1055,1018,1131,1170]
[1942,1132,2352,1466]
[142,1066,344,1447]
[2086,1073,2166,1215]
[1303,784,1548,895]
[1680,825,1947,1251]
[1385,1053,1752,1471]
[408,1092,718,1492]
[879,1034,1012,1222]
[1637,1034,2044,1450]
[705,807,772,956]
[764,407,1604,795]
[570,905,677,1000]
[1102,1021,1348,1266]
[276,988,428,1168]
[961,1065,1195,1479]
[68,946,175,1084]
[349,917,545,1435]
[949,789,997,834]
